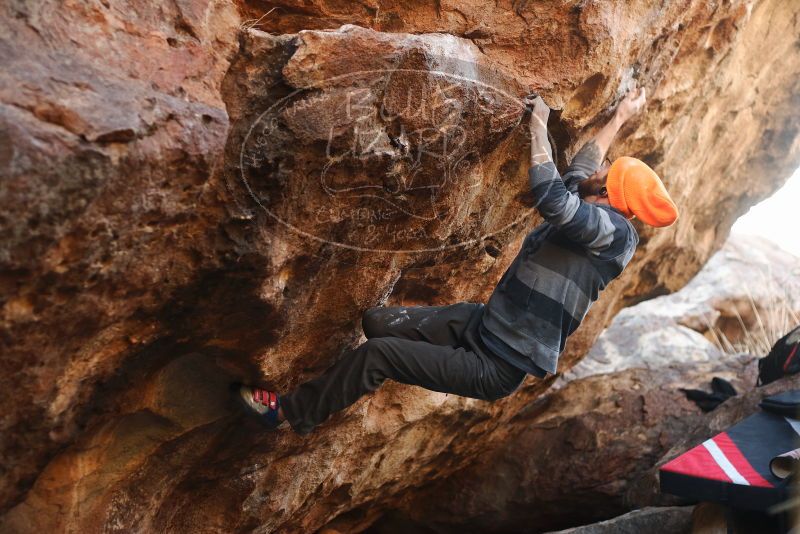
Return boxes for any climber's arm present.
[529,163,618,252]
[526,96,552,166]
[526,98,618,252]
[565,85,647,178]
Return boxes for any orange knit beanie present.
[606,157,678,227]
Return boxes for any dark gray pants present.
[281,302,526,435]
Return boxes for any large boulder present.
[2,1,800,532]
[545,507,694,534]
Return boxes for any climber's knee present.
[356,337,395,389]
[358,337,393,365]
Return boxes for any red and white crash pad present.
[660,393,800,510]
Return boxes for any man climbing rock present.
[238,84,679,434]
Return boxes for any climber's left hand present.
[524,95,553,165]
[524,95,550,133]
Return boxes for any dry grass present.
[705,275,800,356]
[240,8,278,32]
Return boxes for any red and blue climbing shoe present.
[237,384,283,429]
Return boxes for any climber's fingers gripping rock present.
[524,95,552,166]
[616,84,647,122]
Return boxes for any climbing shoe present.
[236,384,283,429]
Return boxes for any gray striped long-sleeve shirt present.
[480,148,638,376]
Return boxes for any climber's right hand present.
[616,85,646,123]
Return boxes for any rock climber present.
[237,84,679,434]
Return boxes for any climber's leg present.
[280,335,524,435]
[361,302,480,346]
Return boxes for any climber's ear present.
[578,176,605,198]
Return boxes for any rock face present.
[2,1,800,533]
[546,506,694,534]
